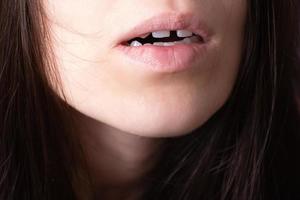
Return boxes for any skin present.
[45,0,246,199]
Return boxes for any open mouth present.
[116,13,212,73]
[123,29,204,47]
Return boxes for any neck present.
[73,111,165,199]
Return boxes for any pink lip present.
[115,13,214,73]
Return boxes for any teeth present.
[152,31,171,38]
[128,36,200,47]
[173,36,199,45]
[136,30,195,40]
[182,38,192,44]
[153,42,165,46]
[162,42,176,46]
[173,40,187,45]
[176,30,193,38]
[153,42,176,46]
[130,40,142,47]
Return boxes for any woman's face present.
[45,0,246,137]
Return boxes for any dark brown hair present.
[1,0,299,199]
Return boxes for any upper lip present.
[116,12,214,46]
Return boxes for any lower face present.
[45,0,246,137]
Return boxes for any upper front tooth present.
[177,30,193,37]
[152,31,171,38]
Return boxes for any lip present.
[115,12,214,73]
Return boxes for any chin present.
[65,83,229,138]
[85,97,223,138]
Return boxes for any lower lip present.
[116,42,208,73]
